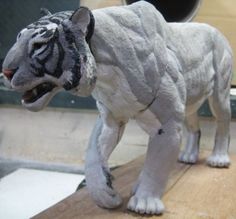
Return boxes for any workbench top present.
[33,152,236,219]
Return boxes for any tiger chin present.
[2,7,96,112]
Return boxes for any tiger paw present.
[92,186,123,209]
[127,196,165,215]
[207,153,230,168]
[178,151,198,164]
[86,166,123,209]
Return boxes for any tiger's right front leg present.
[85,101,126,209]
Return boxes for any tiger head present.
[2,7,96,112]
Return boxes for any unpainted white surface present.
[0,168,84,219]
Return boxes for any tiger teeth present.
[22,82,56,104]
[32,88,38,96]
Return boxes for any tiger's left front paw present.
[86,166,122,209]
[127,195,165,215]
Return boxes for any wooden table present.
[33,152,236,218]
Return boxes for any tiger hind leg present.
[207,92,231,167]
[207,55,232,167]
[179,112,201,164]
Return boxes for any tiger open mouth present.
[22,82,56,103]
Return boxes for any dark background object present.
[125,0,201,22]
[0,0,80,67]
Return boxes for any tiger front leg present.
[85,102,126,209]
[127,118,182,215]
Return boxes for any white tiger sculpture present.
[2,2,233,215]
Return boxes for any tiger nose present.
[2,68,16,81]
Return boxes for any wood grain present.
[33,154,190,219]
[163,155,236,219]
[33,152,236,219]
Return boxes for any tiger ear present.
[70,7,91,34]
[40,8,52,16]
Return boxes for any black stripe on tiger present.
[36,43,51,57]
[69,48,81,89]
[30,63,44,77]
[30,35,56,77]
[30,29,65,79]
[54,37,65,78]
[41,29,55,38]
[35,38,57,75]
[48,17,61,25]
[62,23,76,44]
[62,23,81,90]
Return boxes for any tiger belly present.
[184,51,215,115]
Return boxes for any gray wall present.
[0,0,80,60]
